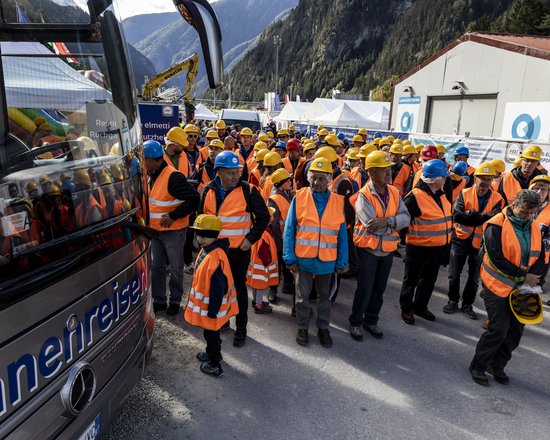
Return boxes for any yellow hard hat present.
[474,162,496,177]
[206,129,219,140]
[109,143,121,156]
[110,164,123,181]
[323,133,340,147]
[74,169,91,186]
[436,144,446,154]
[403,139,412,146]
[49,184,62,196]
[359,144,378,158]
[345,148,361,160]
[183,124,199,134]
[303,143,317,153]
[352,134,364,143]
[26,181,38,192]
[208,139,224,149]
[270,168,291,185]
[513,156,523,168]
[520,145,542,161]
[357,128,367,136]
[387,135,395,142]
[77,136,97,151]
[372,137,382,145]
[215,120,226,130]
[530,174,550,186]
[289,124,296,132]
[379,138,391,147]
[240,127,253,136]
[415,143,425,153]
[277,128,289,136]
[255,148,270,162]
[394,138,403,144]
[402,145,417,155]
[267,131,274,138]
[317,124,325,131]
[166,127,189,147]
[318,128,329,136]
[254,141,267,151]
[389,144,404,154]
[488,159,506,174]
[39,174,51,185]
[509,289,543,325]
[365,151,395,170]
[309,157,333,174]
[99,171,113,186]
[123,199,132,211]
[258,132,270,142]
[315,146,339,162]
[192,214,222,232]
[264,151,283,167]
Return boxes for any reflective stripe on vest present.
[246,230,280,290]
[184,247,238,330]
[353,184,400,252]
[149,166,189,231]
[406,188,452,246]
[480,209,542,297]
[294,188,345,261]
[203,186,252,248]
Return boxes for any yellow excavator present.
[140,53,199,122]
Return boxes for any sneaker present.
[461,305,478,320]
[233,328,247,347]
[262,301,273,310]
[167,303,180,316]
[349,325,363,341]
[401,311,415,325]
[468,365,488,386]
[414,309,436,321]
[268,290,278,304]
[486,367,509,385]
[200,361,224,377]
[442,301,458,314]
[363,324,383,339]
[254,303,273,314]
[317,329,333,348]
[153,302,167,313]
[296,329,308,346]
[196,352,209,362]
[184,264,194,274]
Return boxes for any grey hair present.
[307,170,332,184]
[514,189,541,210]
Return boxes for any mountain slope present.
[122,12,180,46]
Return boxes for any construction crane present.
[140,53,199,122]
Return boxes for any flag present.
[16,3,30,22]
[50,41,80,65]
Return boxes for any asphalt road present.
[105,255,550,440]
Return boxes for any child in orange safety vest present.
[184,214,239,377]
[246,207,280,314]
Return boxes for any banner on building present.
[396,96,421,133]
[501,102,550,142]
[293,124,408,142]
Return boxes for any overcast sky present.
[72,0,217,19]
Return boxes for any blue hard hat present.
[337,132,346,140]
[455,146,470,156]
[422,159,451,178]
[374,132,382,138]
[452,161,468,176]
[143,140,163,159]
[275,141,287,150]
[214,150,243,170]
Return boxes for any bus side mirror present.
[172,0,224,89]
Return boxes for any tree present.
[499,0,546,34]
[371,75,399,102]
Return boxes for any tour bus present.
[0,0,222,438]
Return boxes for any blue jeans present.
[151,228,186,305]
[448,241,481,306]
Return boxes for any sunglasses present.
[187,134,198,138]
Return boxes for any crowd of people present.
[144,120,549,383]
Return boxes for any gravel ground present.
[105,256,550,440]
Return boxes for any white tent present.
[1,42,112,110]
[194,103,218,121]
[273,101,313,123]
[314,103,374,128]
[302,98,342,122]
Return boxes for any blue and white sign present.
[501,102,550,142]
[396,96,421,133]
[138,103,179,144]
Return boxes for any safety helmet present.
[77,136,97,151]
[520,145,542,161]
[359,144,378,158]
[315,146,339,162]
[73,169,92,186]
[530,174,550,186]
[258,132,270,142]
[415,144,424,153]
[267,131,274,138]
[318,128,329,136]
[452,161,468,176]
[99,171,112,186]
[166,127,189,147]
[277,128,289,137]
[25,181,38,192]
[365,151,395,170]
[488,159,506,174]
[254,141,267,151]
[287,138,302,151]
[324,133,339,147]
[372,137,382,145]
[357,128,367,136]
[303,143,317,153]
[110,164,123,181]
[270,168,291,185]
[309,157,333,174]
[509,289,543,325]
[215,120,226,130]
[264,151,283,167]
[379,138,391,147]
[403,139,412,146]
[109,143,121,156]
[386,135,395,142]
[192,214,222,232]
[183,124,199,133]
[422,159,451,178]
[352,134,363,143]
[513,156,523,168]
[255,149,270,162]
[214,150,243,170]
[208,139,224,150]
[337,132,346,141]
[454,146,470,156]
[389,144,403,154]
[317,124,325,131]
[144,140,164,158]
[402,145,417,155]
[39,174,51,185]
[345,148,361,160]
[289,124,296,132]
[420,145,438,161]
[274,141,287,151]
[206,129,219,140]
[240,127,253,136]
[436,144,446,154]
[474,162,496,177]
[49,184,62,196]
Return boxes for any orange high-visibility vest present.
[282,157,305,175]
[294,188,345,262]
[75,196,103,228]
[164,152,192,177]
[480,209,542,297]
[406,188,452,246]
[149,166,189,231]
[260,175,273,202]
[353,184,400,252]
[349,166,364,190]
[203,186,252,248]
[184,246,239,330]
[246,229,279,290]
[249,168,262,188]
[412,169,422,189]
[393,163,412,196]
[499,171,523,205]
[491,175,503,192]
[237,148,256,172]
[535,203,550,263]
[452,177,466,203]
[270,192,290,233]
[454,187,503,249]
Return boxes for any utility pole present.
[274,35,281,96]
[228,81,232,108]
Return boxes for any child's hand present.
[239,237,252,251]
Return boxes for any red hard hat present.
[286,138,302,151]
[420,145,438,161]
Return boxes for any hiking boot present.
[233,328,247,347]
[254,303,273,314]
[442,301,458,314]
[401,311,415,325]
[200,361,224,377]
[414,309,436,321]
[268,289,278,304]
[196,352,209,362]
[469,365,489,386]
[461,305,478,320]
[153,302,167,313]
[363,324,383,339]
[349,325,363,341]
[296,329,308,346]
[487,367,509,385]
[167,303,180,316]
[317,329,333,348]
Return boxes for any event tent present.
[314,103,374,129]
[194,103,218,120]
[273,101,313,123]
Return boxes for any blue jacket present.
[283,188,348,275]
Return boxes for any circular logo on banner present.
[511,113,541,140]
[400,112,413,132]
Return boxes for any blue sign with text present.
[138,103,179,144]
